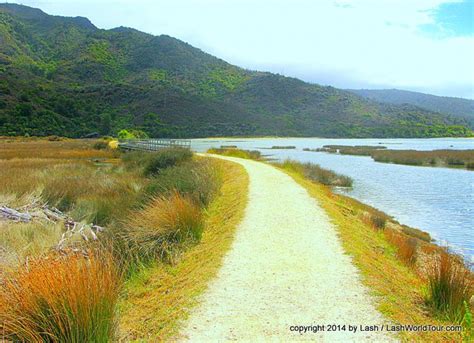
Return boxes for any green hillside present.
[348,89,474,128]
[0,4,472,138]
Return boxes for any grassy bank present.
[0,139,247,341]
[309,145,474,170]
[277,165,473,342]
[119,160,248,340]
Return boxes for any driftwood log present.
[0,204,105,250]
[0,206,32,222]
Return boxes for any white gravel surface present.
[180,155,396,342]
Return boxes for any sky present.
[6,0,474,99]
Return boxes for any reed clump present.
[0,250,122,342]
[426,253,473,322]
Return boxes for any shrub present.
[143,148,193,176]
[124,192,204,263]
[426,253,472,322]
[370,213,387,229]
[144,159,222,207]
[93,141,108,150]
[0,251,121,342]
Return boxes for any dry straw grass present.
[0,250,122,342]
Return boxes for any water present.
[191,138,474,264]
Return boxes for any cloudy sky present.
[7,0,474,98]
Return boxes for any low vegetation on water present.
[270,145,296,149]
[306,145,474,170]
[0,138,235,341]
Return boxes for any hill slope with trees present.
[348,89,474,128]
[0,4,472,138]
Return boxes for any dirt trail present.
[180,155,395,342]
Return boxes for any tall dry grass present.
[0,250,122,342]
[385,230,418,266]
[0,139,116,159]
[426,253,472,322]
[124,192,204,264]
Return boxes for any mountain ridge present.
[0,3,472,138]
[348,88,474,128]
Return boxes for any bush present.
[124,192,204,263]
[426,253,472,322]
[0,251,121,342]
[385,231,418,265]
[145,159,222,207]
[143,148,193,176]
[370,213,386,229]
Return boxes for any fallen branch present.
[0,206,32,222]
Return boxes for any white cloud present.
[8,0,474,98]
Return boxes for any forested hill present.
[348,89,474,128]
[0,4,472,138]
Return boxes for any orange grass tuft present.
[0,250,121,342]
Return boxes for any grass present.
[275,159,353,187]
[1,139,235,341]
[0,221,63,267]
[118,159,248,341]
[142,148,193,176]
[208,147,261,160]
[0,250,122,342]
[0,138,116,159]
[278,167,471,341]
[385,230,418,266]
[144,158,223,207]
[123,192,205,264]
[426,253,473,323]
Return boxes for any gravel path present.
[180,155,395,342]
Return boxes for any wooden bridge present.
[118,139,192,151]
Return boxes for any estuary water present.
[191,138,474,264]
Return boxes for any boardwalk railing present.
[118,139,192,152]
